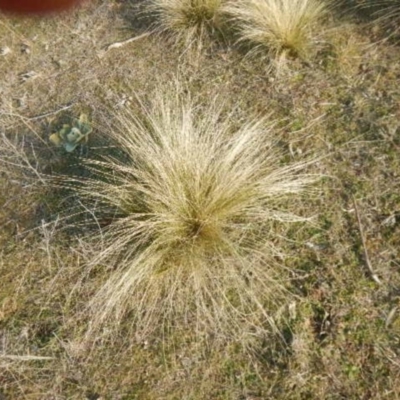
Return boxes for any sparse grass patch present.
[357,0,400,19]
[224,0,330,59]
[362,0,400,39]
[71,84,318,341]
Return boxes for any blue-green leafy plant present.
[50,113,92,152]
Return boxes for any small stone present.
[20,44,30,54]
[0,46,11,56]
[19,70,39,83]
[382,214,396,227]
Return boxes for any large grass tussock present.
[77,87,317,339]
[224,0,329,58]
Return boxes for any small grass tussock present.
[224,0,330,59]
[145,0,225,47]
[74,85,319,340]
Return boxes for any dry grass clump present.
[73,86,317,340]
[224,0,330,58]
[145,0,224,46]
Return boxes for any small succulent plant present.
[49,113,92,152]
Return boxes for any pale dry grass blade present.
[0,355,55,361]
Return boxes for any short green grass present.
[0,0,400,399]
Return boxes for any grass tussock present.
[75,85,318,340]
[145,0,224,46]
[224,0,330,58]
